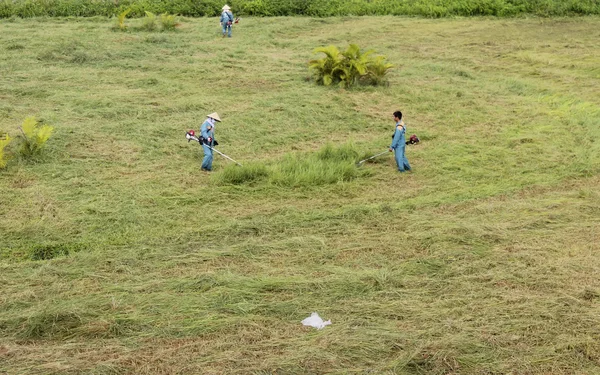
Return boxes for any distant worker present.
[389,110,412,173]
[200,112,221,171]
[220,5,234,38]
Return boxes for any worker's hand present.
[389,148,393,152]
[208,137,213,143]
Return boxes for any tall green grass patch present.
[216,144,363,186]
[271,143,361,187]
[271,153,360,186]
[217,162,270,185]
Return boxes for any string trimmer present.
[185,130,243,167]
[357,135,420,166]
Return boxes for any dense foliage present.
[0,0,599,18]
[309,44,393,88]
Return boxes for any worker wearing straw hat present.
[220,5,234,38]
[199,112,221,171]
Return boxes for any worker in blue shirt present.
[220,5,234,38]
[200,112,221,171]
[389,110,412,172]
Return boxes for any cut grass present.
[0,16,600,375]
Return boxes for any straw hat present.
[222,4,231,10]
[207,112,221,122]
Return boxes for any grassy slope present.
[1,15,600,374]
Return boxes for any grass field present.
[1,15,600,374]
[2,0,599,18]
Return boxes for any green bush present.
[308,45,343,86]
[17,117,54,159]
[309,44,393,88]
[0,134,11,169]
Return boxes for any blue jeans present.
[222,24,232,37]
[394,146,411,172]
[202,144,213,170]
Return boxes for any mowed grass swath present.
[1,15,600,374]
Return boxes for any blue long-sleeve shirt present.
[200,120,215,146]
[220,11,233,25]
[390,121,406,149]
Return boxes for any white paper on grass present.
[301,312,331,330]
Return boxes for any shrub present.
[0,134,11,169]
[309,44,393,89]
[338,44,373,88]
[160,13,179,31]
[17,117,54,159]
[243,0,271,16]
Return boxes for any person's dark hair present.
[393,111,402,120]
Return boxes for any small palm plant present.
[0,134,11,169]
[141,11,157,31]
[160,13,179,31]
[309,44,393,88]
[18,117,54,158]
[364,55,394,86]
[114,8,131,31]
